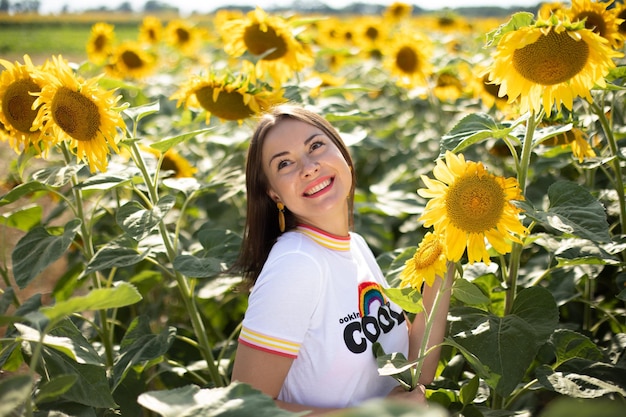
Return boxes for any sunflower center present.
[512,29,589,85]
[576,12,607,38]
[176,28,190,44]
[412,238,443,269]
[2,79,40,133]
[51,87,101,141]
[365,26,379,42]
[195,86,254,121]
[243,24,288,60]
[446,173,505,233]
[94,34,108,52]
[121,50,144,69]
[396,46,419,74]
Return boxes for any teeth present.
[306,179,331,195]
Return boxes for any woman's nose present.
[301,157,319,177]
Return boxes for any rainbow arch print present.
[358,281,387,317]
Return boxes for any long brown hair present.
[233,105,357,285]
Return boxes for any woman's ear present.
[267,189,280,203]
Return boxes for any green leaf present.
[15,321,103,365]
[77,173,133,191]
[452,279,490,305]
[440,112,512,155]
[124,100,160,123]
[0,374,32,417]
[536,365,626,398]
[37,346,117,408]
[372,342,415,390]
[150,128,214,154]
[549,329,604,368]
[117,195,175,241]
[485,12,535,47]
[12,219,81,289]
[42,282,142,323]
[112,316,176,392]
[0,204,42,231]
[138,382,303,417]
[0,181,48,206]
[173,254,224,278]
[32,165,82,187]
[35,374,78,404]
[524,181,611,242]
[459,375,479,406]
[538,396,626,417]
[449,287,558,397]
[84,243,150,276]
[382,287,424,314]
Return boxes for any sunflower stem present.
[504,111,536,316]
[60,142,115,367]
[128,140,225,387]
[590,101,625,250]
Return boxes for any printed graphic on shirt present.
[342,282,406,354]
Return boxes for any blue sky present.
[39,0,542,15]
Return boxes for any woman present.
[231,104,453,415]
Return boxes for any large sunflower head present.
[86,22,115,64]
[400,232,448,291]
[568,0,624,49]
[165,19,200,55]
[170,70,286,124]
[106,41,156,80]
[0,54,49,154]
[138,15,163,45]
[486,14,622,116]
[383,29,433,89]
[219,7,314,85]
[31,55,126,173]
[418,151,528,264]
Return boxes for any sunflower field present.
[1,0,625,416]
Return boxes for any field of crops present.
[1,2,625,417]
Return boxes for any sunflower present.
[138,15,163,45]
[487,16,622,116]
[171,71,286,124]
[0,54,50,154]
[537,2,567,20]
[541,125,597,162]
[219,7,314,85]
[86,22,115,64]
[141,145,197,178]
[31,56,126,173]
[418,151,528,264]
[400,232,447,291]
[165,19,200,55]
[106,41,156,80]
[568,0,624,49]
[616,2,626,41]
[383,30,433,89]
[383,2,413,22]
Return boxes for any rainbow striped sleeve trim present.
[239,326,301,358]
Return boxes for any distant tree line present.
[0,0,537,17]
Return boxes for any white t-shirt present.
[239,225,409,408]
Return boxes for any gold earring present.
[277,202,285,233]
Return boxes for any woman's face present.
[261,118,353,235]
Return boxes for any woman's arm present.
[408,261,455,385]
[231,344,339,416]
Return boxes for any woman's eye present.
[311,141,324,151]
[277,160,290,170]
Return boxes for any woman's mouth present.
[304,177,333,196]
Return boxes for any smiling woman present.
[228,104,453,415]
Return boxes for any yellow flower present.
[487,16,622,116]
[165,19,201,55]
[31,56,126,173]
[568,0,624,49]
[106,41,156,80]
[171,71,286,124]
[542,125,597,163]
[383,29,433,89]
[138,15,163,45]
[383,2,413,22]
[400,232,447,291]
[418,151,528,264]
[141,145,197,178]
[220,7,314,85]
[87,22,115,64]
[0,54,48,153]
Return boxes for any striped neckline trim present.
[296,225,351,251]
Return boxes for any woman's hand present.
[386,384,427,405]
